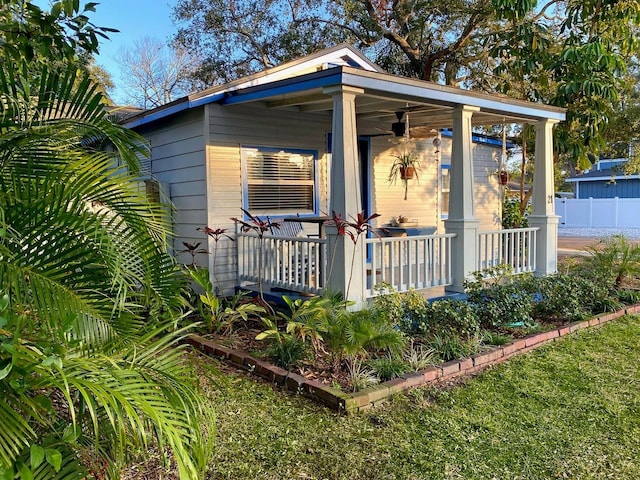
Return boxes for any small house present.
[124,44,565,308]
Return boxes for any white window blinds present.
[243,147,316,215]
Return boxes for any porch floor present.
[237,283,466,306]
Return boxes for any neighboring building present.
[566,158,640,199]
[124,44,565,307]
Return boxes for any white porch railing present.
[236,232,327,295]
[364,233,456,298]
[477,227,539,274]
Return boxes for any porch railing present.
[477,227,539,274]
[364,233,456,298]
[236,232,327,295]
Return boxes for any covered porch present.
[224,64,565,307]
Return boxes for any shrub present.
[427,299,480,339]
[482,330,513,346]
[584,234,640,288]
[256,317,309,369]
[188,267,265,333]
[265,335,309,369]
[519,275,589,322]
[617,289,640,305]
[429,334,479,362]
[323,309,406,365]
[465,280,534,328]
[502,196,529,229]
[373,286,429,334]
[368,355,409,381]
[403,341,437,371]
[348,359,379,392]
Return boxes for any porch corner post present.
[444,105,480,293]
[323,85,366,309]
[528,118,560,276]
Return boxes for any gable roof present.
[125,44,381,128]
[125,44,565,130]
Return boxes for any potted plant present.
[388,153,420,200]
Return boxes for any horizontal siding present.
[207,104,331,294]
[471,142,501,230]
[170,180,206,197]
[370,137,440,230]
[135,109,207,267]
[151,150,204,173]
[371,136,501,233]
[579,178,640,199]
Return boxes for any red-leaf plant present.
[178,241,208,267]
[197,226,234,295]
[230,209,277,312]
[325,210,381,300]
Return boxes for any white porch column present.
[444,105,480,292]
[323,85,365,308]
[528,119,560,276]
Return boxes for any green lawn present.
[199,316,640,480]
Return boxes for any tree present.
[0,2,212,478]
[172,0,348,84]
[116,37,201,108]
[173,0,640,175]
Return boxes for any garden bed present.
[187,304,640,412]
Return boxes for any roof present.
[566,168,640,183]
[125,44,566,131]
[440,129,517,149]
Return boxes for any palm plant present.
[585,234,640,288]
[0,60,212,479]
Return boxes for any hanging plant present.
[388,153,420,200]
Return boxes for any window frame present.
[241,145,320,219]
[440,163,450,219]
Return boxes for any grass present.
[196,315,640,480]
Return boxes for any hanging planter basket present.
[400,166,415,180]
[499,170,509,185]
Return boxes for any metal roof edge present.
[566,174,640,182]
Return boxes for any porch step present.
[428,291,467,302]
[235,285,315,308]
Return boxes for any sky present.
[37,0,179,104]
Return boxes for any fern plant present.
[0,50,212,480]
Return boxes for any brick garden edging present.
[186,304,640,413]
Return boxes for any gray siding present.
[136,109,208,267]
[205,103,332,293]
[578,178,640,199]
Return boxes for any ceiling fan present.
[379,110,438,144]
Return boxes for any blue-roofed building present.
[566,159,640,199]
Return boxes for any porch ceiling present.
[221,66,566,134]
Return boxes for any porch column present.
[528,119,560,276]
[444,105,480,292]
[323,85,365,308]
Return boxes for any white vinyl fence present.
[556,198,640,228]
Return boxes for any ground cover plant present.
[190,229,640,392]
[147,314,640,480]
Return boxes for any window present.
[441,165,450,218]
[242,146,317,215]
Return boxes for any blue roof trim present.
[440,129,516,148]
[125,93,226,129]
[219,70,344,106]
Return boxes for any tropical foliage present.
[172,0,640,176]
[0,1,212,478]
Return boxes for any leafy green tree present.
[173,0,640,174]
[172,0,347,84]
[0,1,213,478]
